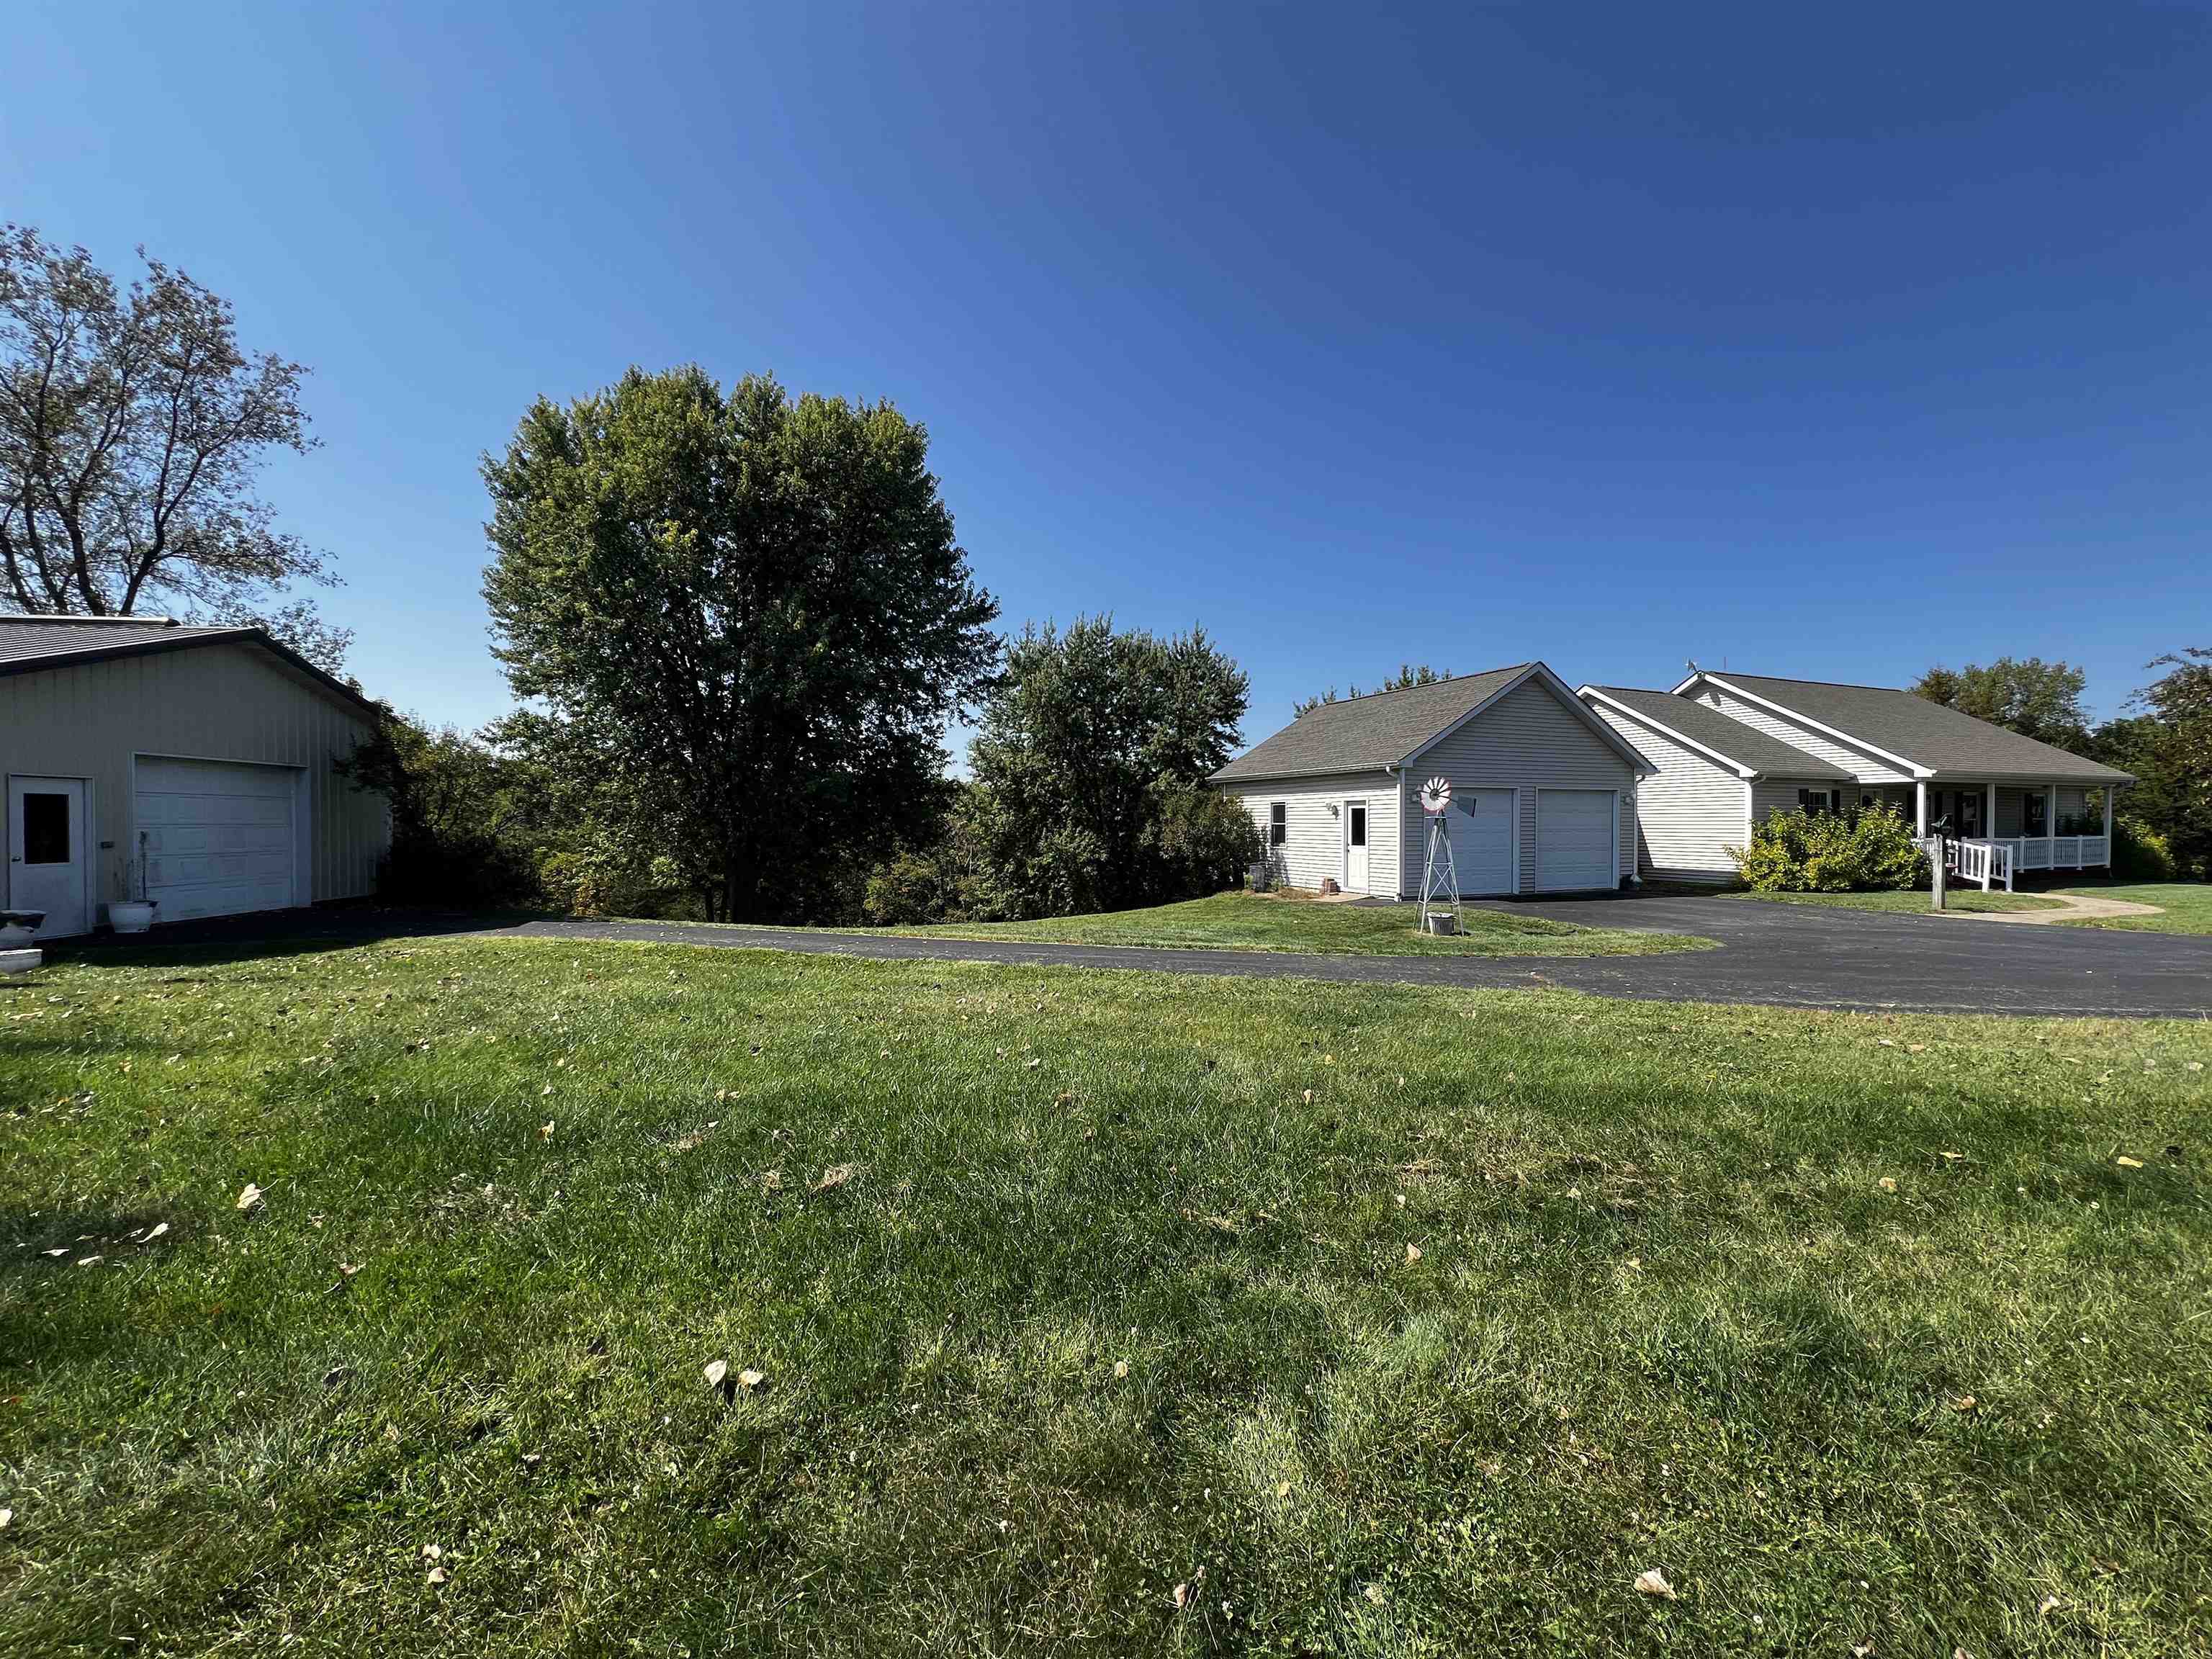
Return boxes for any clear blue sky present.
[9,4,2208,743]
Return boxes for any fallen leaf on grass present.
[0,1508,10,1529]
[1172,1583,1190,1609]
[1953,1395,1978,1413]
[2115,1156,2143,1169]
[1907,1043,1927,1053]
[1113,1359,1130,1379]
[1633,1568,1676,1599]
[738,1368,764,1390]
[2038,1594,2062,1618]
[813,1164,855,1193]
[705,1359,729,1391]
[426,1565,448,1586]
[539,1120,555,1141]
[142,1222,170,1242]
[1403,1243,1422,1265]
[1363,1583,1385,1604]
[235,1184,264,1212]
[1879,1177,1898,1192]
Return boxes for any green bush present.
[2112,814,2177,882]
[1730,804,1928,892]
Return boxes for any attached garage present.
[1211,662,1654,899]
[1,616,390,938]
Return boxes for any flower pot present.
[109,900,157,934]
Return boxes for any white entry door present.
[135,757,300,922]
[1344,800,1369,891]
[1447,788,1516,895]
[1537,788,1616,891]
[8,776,89,938]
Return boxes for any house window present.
[1268,802,1286,846]
[1798,787,1838,816]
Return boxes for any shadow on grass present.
[40,904,554,971]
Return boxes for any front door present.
[1344,800,1369,891]
[7,776,88,939]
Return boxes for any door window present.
[22,792,70,864]
[1348,805,1367,847]
[2023,792,2048,837]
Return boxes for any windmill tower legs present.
[1419,812,1462,935]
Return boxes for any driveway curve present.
[487,895,2212,1019]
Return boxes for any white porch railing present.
[1948,837,2011,892]
[1969,835,2110,881]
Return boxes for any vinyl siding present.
[1228,770,1402,896]
[1406,678,1637,894]
[0,641,388,922]
[1692,687,1913,784]
[1590,706,1743,880]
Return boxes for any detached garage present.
[1210,662,1655,899]
[1,616,390,938]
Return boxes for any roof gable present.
[1581,685,1851,780]
[0,614,382,719]
[1213,662,1653,783]
[1677,672,2131,785]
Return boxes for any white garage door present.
[1444,788,1516,896]
[1537,789,1615,892]
[135,757,301,921]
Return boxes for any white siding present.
[1228,770,1402,896]
[1406,678,1637,895]
[1591,706,1745,881]
[1750,778,1849,822]
[0,641,387,923]
[1693,686,1912,784]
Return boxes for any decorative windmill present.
[1418,776,1462,933]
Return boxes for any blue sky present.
[8,4,2208,745]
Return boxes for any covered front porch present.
[1861,778,2116,891]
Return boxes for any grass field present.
[2054,882,2212,935]
[886,891,1709,956]
[1730,888,2067,916]
[5,937,2211,1655]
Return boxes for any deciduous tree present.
[0,225,347,667]
[481,367,999,922]
[1910,657,2089,751]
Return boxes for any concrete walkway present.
[1937,891,2167,925]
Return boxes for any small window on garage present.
[22,791,70,863]
[1268,802,1286,846]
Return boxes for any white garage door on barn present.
[1536,788,1617,891]
[135,757,304,921]
[1445,787,1517,895]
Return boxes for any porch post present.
[2103,786,2113,865]
[1984,783,1994,839]
[2046,782,2059,867]
[1915,780,1928,837]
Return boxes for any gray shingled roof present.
[1703,673,2132,784]
[1586,685,1851,780]
[0,614,236,664]
[1211,665,1533,782]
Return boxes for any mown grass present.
[884,891,1709,956]
[1730,888,2067,916]
[4,938,2211,1656]
[2054,883,2212,935]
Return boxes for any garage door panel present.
[1440,788,1516,896]
[1537,789,1614,892]
[135,757,301,922]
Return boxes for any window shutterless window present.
[1268,803,1286,846]
[1348,805,1366,848]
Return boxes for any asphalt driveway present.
[490,894,2212,1018]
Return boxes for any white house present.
[1209,662,1656,898]
[1581,670,2134,887]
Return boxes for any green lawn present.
[886,890,1710,956]
[2053,882,2212,935]
[6,938,2212,1655]
[1730,888,2067,916]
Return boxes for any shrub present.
[338,716,544,906]
[1143,786,1263,900]
[1730,804,1928,892]
[2112,814,2177,882]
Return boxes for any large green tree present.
[962,617,1252,917]
[2111,647,2212,877]
[0,225,348,669]
[1910,657,2090,751]
[481,367,999,922]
